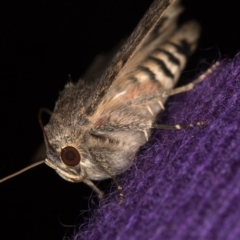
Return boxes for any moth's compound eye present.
[61,146,81,166]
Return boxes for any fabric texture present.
[70,54,240,240]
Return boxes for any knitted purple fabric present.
[70,54,240,240]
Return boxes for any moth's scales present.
[43,0,201,199]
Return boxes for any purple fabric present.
[71,54,240,240]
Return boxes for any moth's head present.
[39,108,85,183]
[45,144,84,183]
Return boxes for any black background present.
[1,0,239,239]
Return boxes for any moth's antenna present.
[38,108,55,152]
[0,108,53,183]
[0,160,45,183]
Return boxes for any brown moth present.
[1,0,218,204]
[42,0,200,203]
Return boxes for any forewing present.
[103,0,185,105]
[86,0,174,115]
[118,0,183,78]
[90,20,201,130]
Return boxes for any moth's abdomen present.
[129,21,200,91]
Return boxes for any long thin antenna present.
[0,160,45,183]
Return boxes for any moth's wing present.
[90,20,201,130]
[86,0,175,115]
[118,0,183,77]
[84,0,182,85]
[106,0,185,100]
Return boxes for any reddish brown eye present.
[61,146,81,166]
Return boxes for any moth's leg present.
[93,119,206,135]
[146,105,154,116]
[90,152,124,205]
[83,178,104,199]
[157,100,165,110]
[143,130,149,141]
[162,61,220,98]
[130,61,220,105]
[151,121,206,130]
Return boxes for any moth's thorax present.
[43,111,149,182]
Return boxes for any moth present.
[1,0,217,204]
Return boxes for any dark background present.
[1,0,239,239]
